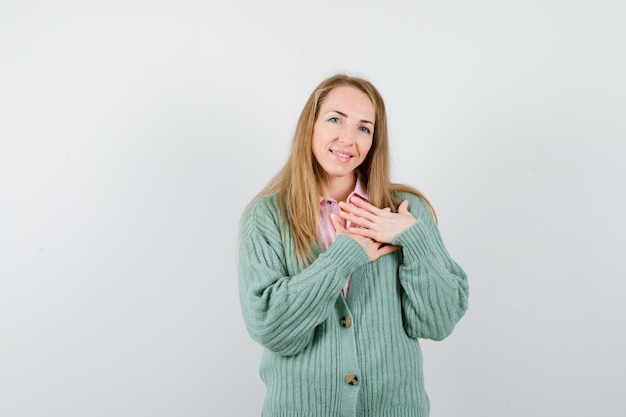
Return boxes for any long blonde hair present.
[258,74,435,266]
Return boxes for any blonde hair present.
[258,74,435,266]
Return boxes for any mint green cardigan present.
[238,191,469,417]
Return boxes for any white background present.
[1,1,625,416]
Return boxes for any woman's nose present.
[339,126,356,144]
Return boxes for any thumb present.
[398,200,409,214]
[330,213,346,232]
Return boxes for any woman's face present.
[312,85,375,181]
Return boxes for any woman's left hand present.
[338,196,417,244]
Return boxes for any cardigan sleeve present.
[238,197,370,356]
[392,193,469,341]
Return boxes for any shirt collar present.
[319,177,369,204]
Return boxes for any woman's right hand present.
[331,213,400,262]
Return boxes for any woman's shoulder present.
[395,190,425,203]
[392,186,437,224]
[240,193,283,231]
[245,192,281,211]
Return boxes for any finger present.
[397,200,410,214]
[383,207,391,212]
[338,209,374,229]
[339,201,377,222]
[348,196,384,215]
[346,225,375,240]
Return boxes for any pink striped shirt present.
[317,179,369,298]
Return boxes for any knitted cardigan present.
[238,191,469,417]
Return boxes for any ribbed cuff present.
[322,234,370,274]
[392,220,437,261]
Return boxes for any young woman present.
[238,74,469,417]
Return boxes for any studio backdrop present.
[1,1,625,416]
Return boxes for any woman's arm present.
[392,193,469,340]
[238,197,370,356]
[337,192,469,340]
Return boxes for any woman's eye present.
[328,117,340,123]
[359,126,371,134]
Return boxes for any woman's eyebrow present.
[329,110,374,126]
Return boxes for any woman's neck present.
[320,174,357,202]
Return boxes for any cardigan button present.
[345,373,358,385]
[340,316,352,328]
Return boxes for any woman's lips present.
[330,149,353,161]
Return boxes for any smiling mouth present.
[331,150,352,158]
